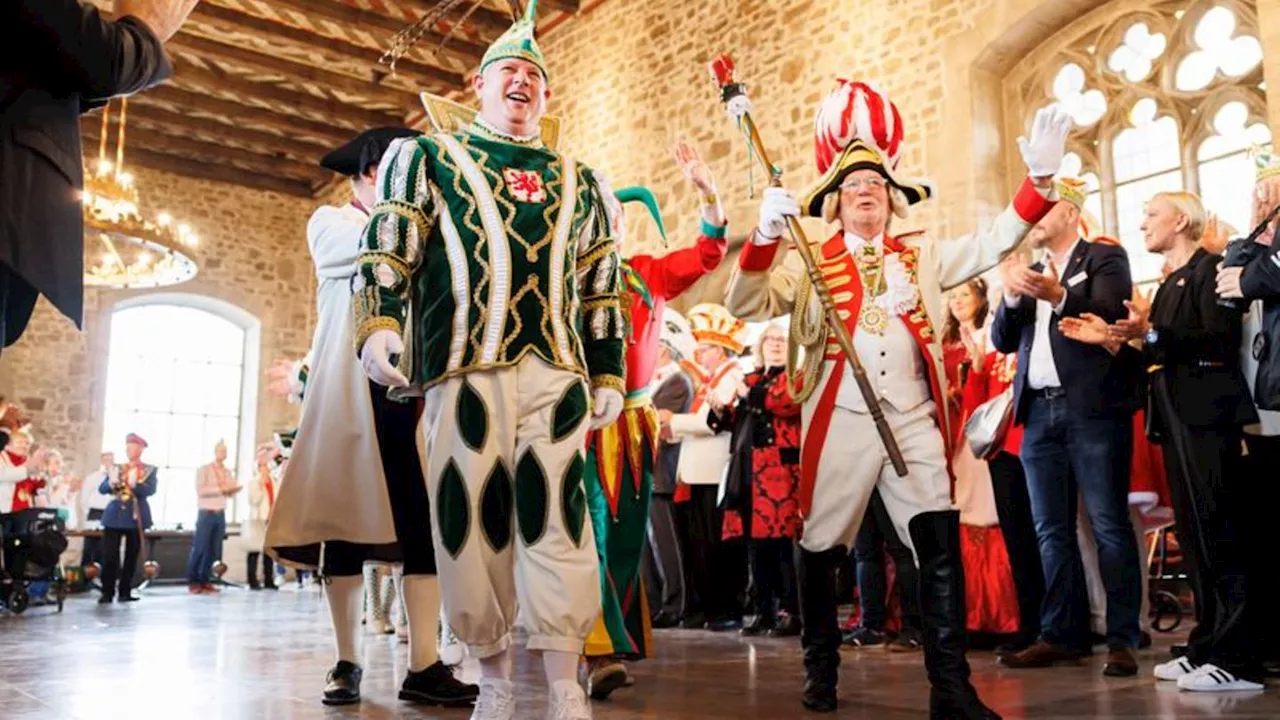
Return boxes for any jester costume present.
[583,202,727,664]
[351,12,626,665]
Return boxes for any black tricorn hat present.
[320,126,420,177]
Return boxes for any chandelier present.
[82,98,199,289]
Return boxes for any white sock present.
[325,575,364,664]
[541,650,580,685]
[480,645,514,680]
[402,574,442,672]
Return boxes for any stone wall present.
[541,0,1280,310]
[0,167,319,480]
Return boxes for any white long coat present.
[264,204,397,561]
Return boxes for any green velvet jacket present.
[352,123,626,393]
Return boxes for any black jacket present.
[1144,247,1258,431]
[1,0,171,336]
[991,239,1135,424]
[651,371,693,496]
[1228,226,1280,411]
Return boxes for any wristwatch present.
[1144,327,1159,346]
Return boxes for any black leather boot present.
[910,511,1000,720]
[798,546,843,713]
[322,660,363,706]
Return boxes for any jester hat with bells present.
[802,80,934,223]
[686,303,747,356]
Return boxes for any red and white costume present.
[724,81,1054,557]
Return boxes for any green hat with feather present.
[480,1,548,79]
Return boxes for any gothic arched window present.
[1006,1,1269,282]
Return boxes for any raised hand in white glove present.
[360,329,410,388]
[756,187,800,244]
[1017,103,1074,179]
[589,388,625,430]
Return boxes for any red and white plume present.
[813,80,904,175]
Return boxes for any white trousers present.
[800,400,953,558]
[418,356,601,658]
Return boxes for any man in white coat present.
[723,79,1070,717]
[265,127,477,709]
[667,303,746,629]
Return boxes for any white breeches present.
[799,400,953,559]
[417,355,601,658]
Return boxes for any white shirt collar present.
[1042,238,1083,276]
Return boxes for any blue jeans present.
[186,510,226,585]
[1019,393,1141,649]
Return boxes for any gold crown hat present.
[481,0,547,78]
[803,79,933,221]
[1054,176,1088,210]
[686,303,747,355]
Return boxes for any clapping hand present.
[118,0,203,42]
[959,325,986,373]
[1109,286,1153,342]
[265,358,298,397]
[1253,173,1280,239]
[1058,312,1110,346]
[1200,213,1231,255]
[1006,260,1065,306]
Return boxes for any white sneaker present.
[470,678,516,720]
[1154,657,1198,681]
[547,679,592,720]
[1176,663,1265,692]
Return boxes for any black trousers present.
[319,381,438,577]
[246,551,275,586]
[852,489,920,631]
[1153,377,1259,680]
[676,484,745,621]
[644,493,685,617]
[988,451,1045,643]
[1244,433,1280,662]
[100,527,140,598]
[750,537,798,616]
[80,508,105,567]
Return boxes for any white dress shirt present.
[1006,240,1078,390]
[834,232,931,414]
[81,468,113,512]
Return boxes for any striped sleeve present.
[574,167,626,392]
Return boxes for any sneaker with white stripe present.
[1154,657,1198,681]
[1176,663,1265,692]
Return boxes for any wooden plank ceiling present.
[82,0,583,197]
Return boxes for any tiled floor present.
[1,586,1277,719]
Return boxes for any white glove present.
[756,187,799,243]
[589,388,625,430]
[1017,103,1074,178]
[360,329,410,388]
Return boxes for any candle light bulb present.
[157,213,172,227]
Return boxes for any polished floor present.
[2,586,1278,719]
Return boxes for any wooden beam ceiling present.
[167,33,417,107]
[190,3,466,89]
[82,0,587,196]
[170,59,405,131]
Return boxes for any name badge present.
[1067,271,1088,287]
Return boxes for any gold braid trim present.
[372,199,431,232]
[786,272,825,404]
[581,296,620,312]
[591,374,626,394]
[361,252,411,279]
[577,238,618,267]
[354,317,403,352]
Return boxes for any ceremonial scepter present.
[709,54,907,477]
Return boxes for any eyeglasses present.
[839,176,888,191]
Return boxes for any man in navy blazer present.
[990,179,1143,677]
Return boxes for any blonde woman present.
[1062,191,1262,691]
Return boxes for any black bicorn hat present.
[319,126,420,177]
